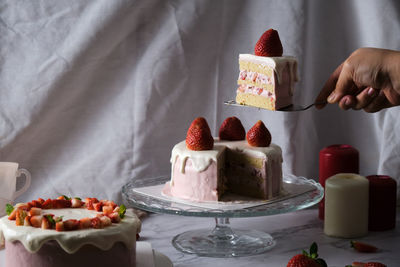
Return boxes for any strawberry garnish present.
[55,221,64,232]
[29,207,42,216]
[287,242,327,267]
[254,28,283,57]
[64,219,79,231]
[246,120,271,147]
[219,117,246,141]
[15,210,27,226]
[186,117,214,151]
[30,215,43,228]
[351,241,378,253]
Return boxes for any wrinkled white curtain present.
[1,0,399,203]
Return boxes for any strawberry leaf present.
[119,204,126,219]
[310,242,318,256]
[315,258,327,267]
[6,204,14,215]
[45,215,56,226]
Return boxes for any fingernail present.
[327,93,336,102]
[344,97,351,106]
[367,87,376,96]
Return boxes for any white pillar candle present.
[324,173,369,238]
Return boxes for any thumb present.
[327,62,358,103]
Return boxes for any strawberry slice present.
[79,217,92,229]
[55,221,64,232]
[15,210,27,226]
[41,199,53,209]
[246,120,272,147]
[351,241,378,253]
[219,117,245,141]
[30,215,43,228]
[64,219,79,231]
[71,198,83,208]
[52,199,72,209]
[254,28,283,57]
[349,262,387,267]
[29,207,42,216]
[91,217,102,229]
[186,117,214,151]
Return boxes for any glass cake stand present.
[122,175,323,258]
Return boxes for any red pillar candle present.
[367,175,397,231]
[319,144,359,220]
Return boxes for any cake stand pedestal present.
[122,175,323,258]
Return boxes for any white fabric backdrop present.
[1,0,399,203]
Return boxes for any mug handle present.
[14,168,32,199]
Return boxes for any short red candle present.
[319,144,359,220]
[367,175,397,231]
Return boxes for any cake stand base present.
[172,218,276,257]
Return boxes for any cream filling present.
[237,84,275,98]
[239,54,298,94]
[0,209,141,254]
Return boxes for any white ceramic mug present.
[0,162,31,216]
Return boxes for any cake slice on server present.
[236,29,299,110]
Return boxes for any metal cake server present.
[224,100,327,112]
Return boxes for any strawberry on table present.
[287,242,327,267]
[347,262,387,267]
[351,241,378,253]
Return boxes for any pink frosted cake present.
[236,29,298,110]
[165,117,283,202]
[0,197,141,267]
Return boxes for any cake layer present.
[236,54,298,110]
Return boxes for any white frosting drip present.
[0,208,141,254]
[170,139,283,185]
[239,54,298,94]
[170,141,226,174]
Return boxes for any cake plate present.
[122,175,323,258]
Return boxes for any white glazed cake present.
[166,139,283,202]
[0,197,141,267]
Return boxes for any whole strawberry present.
[186,117,214,151]
[254,28,283,57]
[287,242,327,267]
[219,117,245,141]
[246,120,271,147]
[287,254,320,267]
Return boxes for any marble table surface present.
[0,207,398,266]
[140,207,399,267]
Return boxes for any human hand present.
[315,47,400,112]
